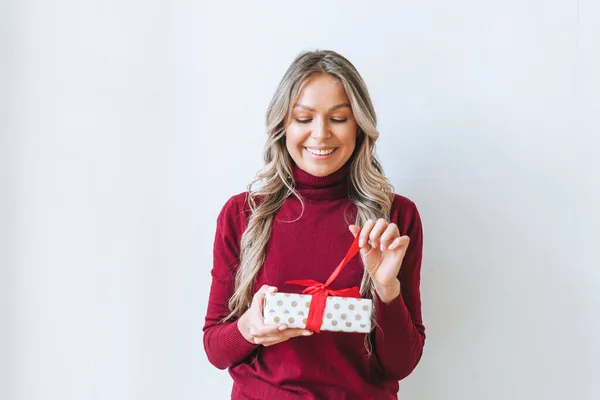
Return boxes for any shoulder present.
[389,193,423,236]
[216,192,252,235]
[219,192,249,213]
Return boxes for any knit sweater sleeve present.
[373,195,426,381]
[202,194,259,370]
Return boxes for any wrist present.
[237,312,253,344]
[374,279,401,304]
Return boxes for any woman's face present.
[285,73,358,177]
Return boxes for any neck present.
[292,162,350,200]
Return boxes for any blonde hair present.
[227,50,394,326]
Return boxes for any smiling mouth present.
[304,147,337,156]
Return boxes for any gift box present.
[264,292,372,333]
[262,229,373,333]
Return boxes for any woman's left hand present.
[349,219,410,303]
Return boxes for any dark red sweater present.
[203,164,426,400]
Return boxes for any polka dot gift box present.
[263,229,373,334]
[263,292,372,333]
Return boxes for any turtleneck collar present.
[291,161,350,200]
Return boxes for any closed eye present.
[295,118,347,124]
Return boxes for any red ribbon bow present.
[286,230,362,333]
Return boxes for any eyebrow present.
[294,103,351,112]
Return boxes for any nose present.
[310,118,331,140]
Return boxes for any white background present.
[2,1,600,399]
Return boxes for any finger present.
[252,329,312,344]
[256,330,313,346]
[262,340,286,347]
[249,286,283,336]
[272,328,312,340]
[359,219,376,248]
[379,223,399,251]
[251,285,278,314]
[389,235,410,251]
[262,337,294,347]
[348,224,360,238]
[368,218,389,249]
[255,284,277,298]
[262,332,312,347]
[249,322,288,338]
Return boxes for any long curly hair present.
[227,50,394,322]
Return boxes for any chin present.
[302,162,340,177]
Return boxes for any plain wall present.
[2,1,599,399]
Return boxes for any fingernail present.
[278,325,287,331]
[302,331,312,336]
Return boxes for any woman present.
[203,50,425,399]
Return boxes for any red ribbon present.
[286,230,362,333]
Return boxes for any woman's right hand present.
[237,285,313,347]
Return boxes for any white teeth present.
[306,148,335,156]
